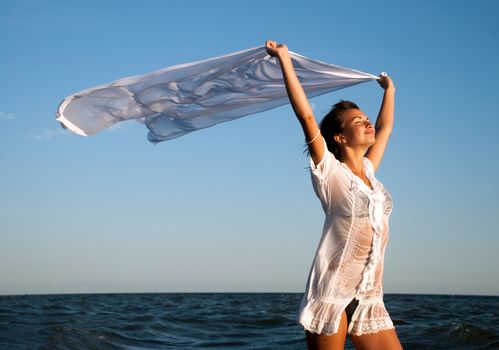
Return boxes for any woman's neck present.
[340,147,368,176]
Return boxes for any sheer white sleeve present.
[309,136,340,182]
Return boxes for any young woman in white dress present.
[265,40,403,350]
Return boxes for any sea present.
[0,293,498,349]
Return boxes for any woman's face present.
[336,109,375,148]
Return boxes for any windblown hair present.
[319,100,359,159]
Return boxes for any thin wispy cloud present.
[29,128,70,142]
[0,112,15,120]
[28,120,143,142]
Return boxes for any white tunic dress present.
[297,136,396,336]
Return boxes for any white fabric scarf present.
[56,46,379,143]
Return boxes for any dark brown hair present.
[319,100,359,159]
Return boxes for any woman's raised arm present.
[365,74,396,172]
[265,40,324,166]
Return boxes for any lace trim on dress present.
[298,296,395,336]
[347,298,395,336]
[298,297,351,336]
[349,317,395,336]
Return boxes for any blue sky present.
[1,0,498,296]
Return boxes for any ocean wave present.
[0,293,497,349]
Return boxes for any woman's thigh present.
[305,311,348,350]
[350,328,403,350]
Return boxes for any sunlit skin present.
[334,109,377,189]
[265,40,402,350]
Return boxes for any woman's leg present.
[350,328,403,350]
[305,310,348,350]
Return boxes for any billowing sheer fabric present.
[56,46,378,143]
[297,136,396,336]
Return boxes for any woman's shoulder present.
[308,137,341,182]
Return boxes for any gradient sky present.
[1,0,498,296]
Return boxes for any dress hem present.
[299,318,396,337]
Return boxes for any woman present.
[265,40,403,350]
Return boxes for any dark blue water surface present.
[0,293,498,349]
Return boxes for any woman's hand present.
[377,73,395,93]
[265,40,289,59]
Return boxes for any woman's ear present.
[334,134,346,144]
